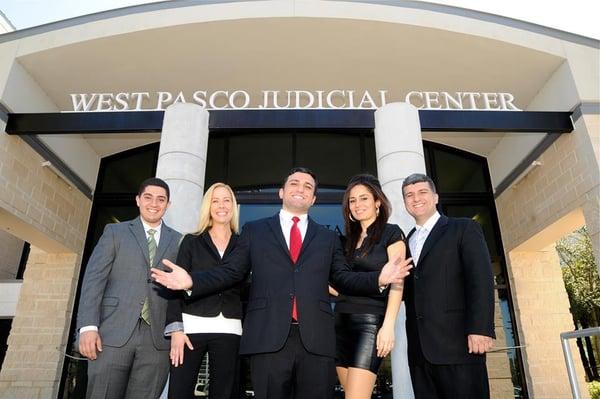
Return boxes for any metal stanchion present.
[560,327,600,399]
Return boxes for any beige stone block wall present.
[0,125,92,399]
[0,134,90,253]
[496,114,600,261]
[496,113,598,398]
[0,249,80,399]
[507,248,589,398]
[582,114,600,266]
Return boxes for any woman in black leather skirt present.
[334,174,407,398]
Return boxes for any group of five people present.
[77,167,494,399]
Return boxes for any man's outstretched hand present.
[378,254,413,286]
[151,259,193,290]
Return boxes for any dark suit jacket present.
[76,217,181,350]
[189,214,381,357]
[404,215,495,365]
[166,232,244,325]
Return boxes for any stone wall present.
[0,123,92,399]
[0,250,80,399]
[495,113,598,399]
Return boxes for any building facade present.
[0,1,598,398]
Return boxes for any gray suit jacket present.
[76,217,181,350]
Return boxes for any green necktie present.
[141,228,157,325]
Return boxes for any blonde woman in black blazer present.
[165,182,244,399]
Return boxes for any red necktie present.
[290,216,302,321]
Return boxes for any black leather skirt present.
[335,312,385,373]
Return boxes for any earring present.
[349,213,356,222]
[376,207,380,217]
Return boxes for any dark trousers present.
[168,333,240,399]
[86,320,169,399]
[250,325,336,399]
[409,359,490,399]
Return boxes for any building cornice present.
[0,0,597,49]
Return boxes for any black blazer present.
[166,232,243,326]
[189,214,381,357]
[404,215,495,365]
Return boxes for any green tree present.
[557,226,600,380]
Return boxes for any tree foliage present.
[557,226,600,325]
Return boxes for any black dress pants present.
[168,333,240,399]
[409,338,489,399]
[250,325,336,399]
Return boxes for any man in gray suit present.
[76,177,182,399]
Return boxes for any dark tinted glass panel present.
[498,288,525,397]
[228,133,292,188]
[205,135,226,188]
[296,133,361,187]
[89,205,138,248]
[424,144,431,174]
[364,135,378,175]
[0,319,11,371]
[239,204,343,233]
[433,149,487,193]
[443,205,499,257]
[239,204,281,227]
[97,146,158,193]
[308,204,343,233]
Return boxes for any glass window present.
[0,319,12,373]
[228,133,293,188]
[364,135,378,176]
[296,132,361,187]
[97,145,158,193]
[442,204,499,258]
[205,135,226,188]
[88,204,139,249]
[498,288,526,397]
[433,148,488,193]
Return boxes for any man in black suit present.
[401,173,495,399]
[151,167,412,399]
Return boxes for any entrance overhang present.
[4,108,573,200]
[5,109,573,134]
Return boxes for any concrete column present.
[374,102,424,399]
[374,102,426,233]
[156,103,210,235]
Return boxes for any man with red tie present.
[152,167,412,399]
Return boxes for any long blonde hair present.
[195,183,240,234]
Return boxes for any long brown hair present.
[342,174,391,257]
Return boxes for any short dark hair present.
[138,177,170,200]
[282,167,318,194]
[401,173,437,195]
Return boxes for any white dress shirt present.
[80,220,162,333]
[409,211,440,266]
[279,209,309,246]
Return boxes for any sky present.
[0,0,598,39]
